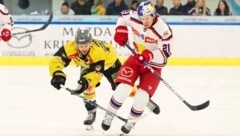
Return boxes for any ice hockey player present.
[101,0,173,134]
[0,3,13,42]
[49,28,160,130]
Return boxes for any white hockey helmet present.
[137,1,156,17]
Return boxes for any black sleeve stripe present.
[89,60,105,73]
[53,46,71,67]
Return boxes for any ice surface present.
[0,66,240,136]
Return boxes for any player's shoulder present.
[92,39,104,45]
[120,10,140,21]
[154,16,169,28]
[152,16,172,39]
[64,40,76,48]
[64,40,78,54]
[120,10,137,16]
[0,4,10,15]
[92,39,111,51]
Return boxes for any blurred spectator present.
[0,0,3,5]
[214,0,232,16]
[183,0,196,14]
[106,0,128,15]
[188,0,211,16]
[56,2,74,15]
[91,0,106,15]
[130,0,139,11]
[71,0,92,15]
[18,0,30,9]
[88,0,94,5]
[155,0,168,15]
[169,0,187,15]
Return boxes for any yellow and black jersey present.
[49,39,118,87]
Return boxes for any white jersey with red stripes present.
[0,4,13,39]
[116,10,173,68]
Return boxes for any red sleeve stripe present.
[148,49,167,68]
[132,27,140,37]
[163,24,173,41]
[130,17,142,25]
[0,9,9,15]
[162,34,173,41]
[150,27,162,40]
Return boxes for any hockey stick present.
[125,43,210,111]
[60,85,146,123]
[12,14,53,36]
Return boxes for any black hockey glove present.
[71,78,88,95]
[51,71,66,90]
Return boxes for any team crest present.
[95,65,102,72]
[163,31,169,38]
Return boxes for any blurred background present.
[2,0,240,15]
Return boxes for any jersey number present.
[163,44,171,58]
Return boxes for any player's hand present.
[71,78,88,95]
[51,71,66,90]
[134,49,153,66]
[0,28,12,42]
[114,25,128,46]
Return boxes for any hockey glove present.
[135,49,153,66]
[0,28,12,42]
[114,25,128,46]
[71,78,89,95]
[51,71,66,90]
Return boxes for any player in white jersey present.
[0,3,13,42]
[101,1,173,134]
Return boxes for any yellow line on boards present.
[0,57,240,66]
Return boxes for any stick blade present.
[184,100,210,111]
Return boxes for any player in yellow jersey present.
[49,28,159,130]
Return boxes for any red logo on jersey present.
[121,67,133,77]
[145,37,158,44]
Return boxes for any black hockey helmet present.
[75,28,92,44]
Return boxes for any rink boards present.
[0,16,240,66]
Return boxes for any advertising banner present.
[1,15,240,58]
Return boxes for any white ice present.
[0,66,240,136]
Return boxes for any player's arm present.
[150,22,173,68]
[161,21,173,59]
[0,4,14,42]
[49,46,71,90]
[72,60,105,95]
[49,46,71,76]
[114,10,134,46]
